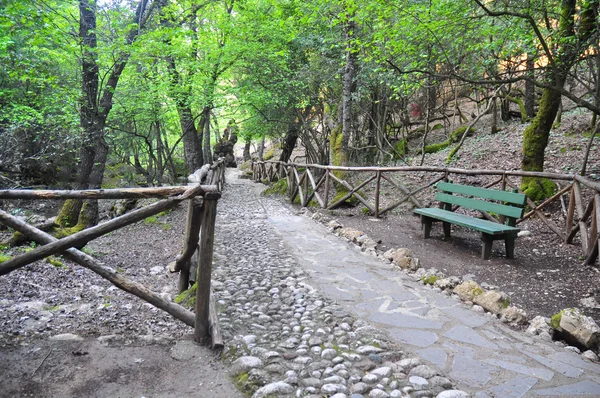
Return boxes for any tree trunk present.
[243,139,251,161]
[279,124,299,163]
[258,137,265,160]
[178,104,203,172]
[525,54,536,118]
[202,107,212,164]
[490,97,498,134]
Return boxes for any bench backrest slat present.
[436,182,527,206]
[435,192,525,219]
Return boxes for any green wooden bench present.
[413,182,527,259]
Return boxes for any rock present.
[453,281,483,302]
[554,308,600,349]
[434,276,460,290]
[360,238,378,250]
[580,296,600,309]
[340,228,365,242]
[436,391,470,398]
[321,384,347,394]
[352,382,369,394]
[327,220,343,230]
[311,212,325,221]
[410,365,437,379]
[391,248,413,269]
[231,356,263,376]
[356,345,384,355]
[517,230,532,237]
[472,305,485,313]
[526,315,553,336]
[368,389,390,398]
[252,381,293,398]
[409,376,428,386]
[473,290,508,314]
[370,367,392,378]
[501,306,528,325]
[49,333,83,341]
[362,374,379,384]
[322,348,338,360]
[302,378,322,388]
[383,249,396,261]
[243,334,258,345]
[582,350,599,362]
[429,376,453,389]
[396,358,421,373]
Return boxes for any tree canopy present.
[1,0,598,204]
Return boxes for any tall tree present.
[57,0,162,228]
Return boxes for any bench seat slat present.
[414,208,520,235]
[435,193,524,219]
[437,182,526,206]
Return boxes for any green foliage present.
[263,179,288,196]
[263,148,275,161]
[392,139,407,159]
[0,254,11,263]
[47,256,66,269]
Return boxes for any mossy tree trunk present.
[521,83,563,200]
[520,0,588,201]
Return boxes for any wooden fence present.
[252,160,600,265]
[0,159,226,348]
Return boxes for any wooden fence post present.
[375,171,381,217]
[178,198,203,293]
[195,192,220,345]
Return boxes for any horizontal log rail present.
[0,159,228,348]
[0,185,217,200]
[252,160,600,265]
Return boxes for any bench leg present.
[442,222,451,238]
[505,235,515,259]
[422,217,432,239]
[481,233,493,260]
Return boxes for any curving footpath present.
[212,169,600,398]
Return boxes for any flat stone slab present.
[486,376,538,398]
[417,347,448,368]
[390,328,439,348]
[532,380,600,395]
[483,359,554,381]
[443,325,498,349]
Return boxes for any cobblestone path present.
[211,170,600,398]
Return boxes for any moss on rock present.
[421,275,439,285]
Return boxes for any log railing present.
[252,160,600,265]
[0,158,227,348]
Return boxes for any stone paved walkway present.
[214,171,600,398]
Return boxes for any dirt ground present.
[0,337,241,398]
